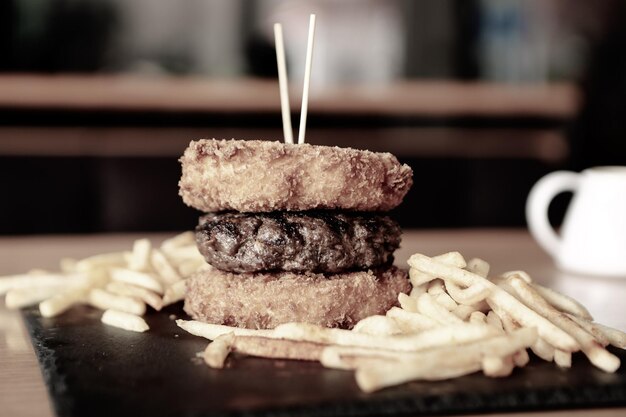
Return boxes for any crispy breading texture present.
[179,139,413,212]
[184,266,410,329]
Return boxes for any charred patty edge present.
[195,211,401,274]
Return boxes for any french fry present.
[325,327,538,371]
[129,238,152,271]
[488,288,577,351]
[554,349,572,368]
[409,269,435,287]
[565,313,610,347]
[435,292,458,311]
[496,312,530,367]
[2,232,201,329]
[320,348,397,370]
[162,279,187,306]
[39,268,108,317]
[83,268,109,288]
[176,319,275,340]
[0,273,78,296]
[491,275,510,289]
[444,280,491,306]
[6,286,69,309]
[320,344,441,371]
[272,322,497,352]
[59,258,77,273]
[512,349,530,367]
[233,336,325,362]
[467,258,490,278]
[408,254,578,351]
[177,259,205,278]
[497,310,517,333]
[204,333,234,368]
[162,246,204,264]
[101,309,149,333]
[427,279,445,295]
[469,311,487,325]
[416,293,463,325]
[409,284,427,299]
[110,268,164,294]
[356,361,481,392]
[321,344,409,364]
[353,315,402,336]
[433,251,467,268]
[75,252,126,272]
[106,281,163,311]
[452,304,475,321]
[469,300,491,313]
[408,254,480,287]
[352,328,536,392]
[501,270,532,283]
[88,289,146,316]
[398,293,418,312]
[151,249,182,285]
[482,355,514,377]
[486,311,505,334]
[595,323,626,349]
[386,307,438,332]
[507,275,619,372]
[532,283,593,321]
[531,338,555,362]
[408,253,472,287]
[39,286,89,318]
[123,252,133,266]
[160,231,195,252]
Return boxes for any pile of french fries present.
[177,251,626,392]
[3,240,625,393]
[0,232,205,332]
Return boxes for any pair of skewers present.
[274,14,316,145]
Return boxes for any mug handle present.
[525,171,580,257]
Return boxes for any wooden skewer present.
[274,23,294,145]
[297,14,316,145]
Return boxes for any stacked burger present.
[178,139,413,329]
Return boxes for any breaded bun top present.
[179,139,413,213]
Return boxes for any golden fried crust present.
[178,139,413,212]
[184,266,410,329]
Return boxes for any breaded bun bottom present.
[184,266,410,329]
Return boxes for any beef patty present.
[195,211,401,274]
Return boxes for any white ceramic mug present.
[526,166,626,277]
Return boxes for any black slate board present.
[23,305,626,417]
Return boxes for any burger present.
[178,139,413,329]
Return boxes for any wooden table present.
[0,75,578,117]
[1,230,625,417]
[0,75,574,163]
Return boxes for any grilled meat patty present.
[195,211,401,274]
[184,265,410,329]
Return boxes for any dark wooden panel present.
[0,156,567,233]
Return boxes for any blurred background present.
[0,0,625,234]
